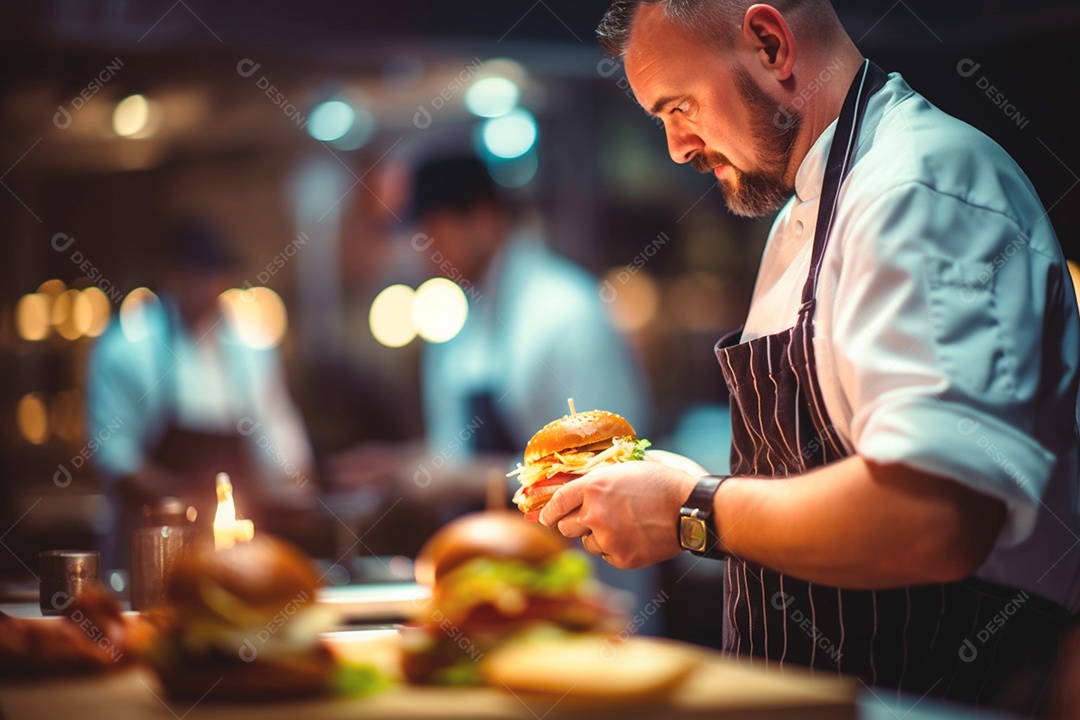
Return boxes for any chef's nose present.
[665,124,704,165]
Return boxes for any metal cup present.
[39,550,99,616]
[129,525,199,612]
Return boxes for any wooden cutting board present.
[0,630,855,720]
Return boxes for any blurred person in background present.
[86,219,315,573]
[332,153,659,625]
[413,154,649,463]
[335,155,650,520]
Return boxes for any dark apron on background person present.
[713,60,1070,711]
[107,305,257,570]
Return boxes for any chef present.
[87,219,315,572]
[541,0,1080,711]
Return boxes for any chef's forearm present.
[712,455,1005,588]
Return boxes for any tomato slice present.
[524,473,576,491]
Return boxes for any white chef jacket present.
[86,297,314,496]
[742,72,1080,612]
[423,233,650,457]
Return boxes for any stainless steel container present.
[129,525,200,611]
[38,550,99,615]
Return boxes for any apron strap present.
[800,60,890,310]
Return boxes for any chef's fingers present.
[581,532,607,557]
[539,478,587,528]
[555,508,590,539]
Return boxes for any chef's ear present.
[741,4,797,81]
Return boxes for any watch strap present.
[681,474,728,559]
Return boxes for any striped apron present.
[713,60,1070,712]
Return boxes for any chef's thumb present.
[539,478,587,528]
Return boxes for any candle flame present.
[213,472,254,550]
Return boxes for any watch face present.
[680,516,707,552]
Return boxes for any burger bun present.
[414,511,568,587]
[524,411,635,464]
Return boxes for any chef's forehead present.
[600,0,838,59]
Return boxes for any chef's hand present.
[539,460,701,569]
[643,448,709,477]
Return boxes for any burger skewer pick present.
[509,406,650,522]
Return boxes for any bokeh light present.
[465,77,520,118]
[81,286,112,338]
[488,151,538,189]
[219,287,289,349]
[481,108,538,159]
[331,107,377,150]
[37,279,66,298]
[600,269,660,332]
[308,100,355,142]
[16,392,49,445]
[1068,260,1080,315]
[113,94,159,138]
[15,293,51,341]
[369,284,417,348]
[413,278,469,343]
[120,287,160,342]
[52,289,90,340]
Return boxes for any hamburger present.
[402,511,617,685]
[510,410,650,521]
[152,533,346,700]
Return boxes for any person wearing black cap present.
[85,218,314,573]
[386,154,661,632]
[409,155,649,459]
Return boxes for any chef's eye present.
[672,100,693,118]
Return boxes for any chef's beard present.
[691,66,802,218]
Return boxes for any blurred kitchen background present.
[1,0,1079,623]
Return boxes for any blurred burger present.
[0,586,157,678]
[510,410,650,521]
[402,511,617,684]
[153,534,339,699]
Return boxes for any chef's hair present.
[598,0,839,58]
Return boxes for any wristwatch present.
[678,475,729,559]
